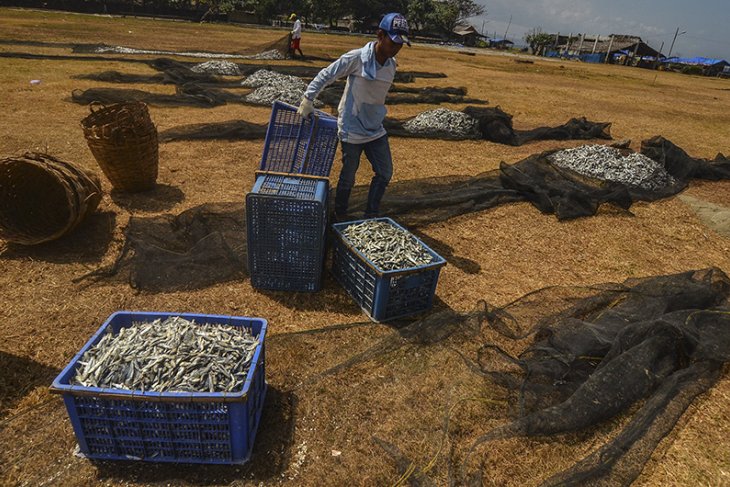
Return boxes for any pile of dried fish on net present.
[253,49,286,60]
[402,108,480,138]
[241,69,301,88]
[342,220,433,271]
[72,316,259,393]
[548,144,677,191]
[190,60,241,75]
[242,69,322,106]
[87,45,285,60]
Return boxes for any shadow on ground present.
[0,351,60,418]
[93,387,296,484]
[0,211,116,264]
[110,184,185,212]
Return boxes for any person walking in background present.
[289,13,304,59]
[297,13,411,221]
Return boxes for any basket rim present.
[331,217,447,277]
[49,311,268,403]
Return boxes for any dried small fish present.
[548,145,676,190]
[403,108,480,138]
[191,60,241,76]
[242,69,323,107]
[341,220,433,271]
[72,317,260,394]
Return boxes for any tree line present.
[89,0,485,37]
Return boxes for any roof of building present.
[453,24,478,35]
[555,34,661,57]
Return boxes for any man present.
[297,13,410,221]
[289,13,304,59]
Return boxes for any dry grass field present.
[1,8,729,487]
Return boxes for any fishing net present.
[69,56,452,109]
[70,83,238,107]
[157,106,608,145]
[81,138,730,291]
[269,267,730,486]
[70,73,474,110]
[384,106,612,145]
[76,202,247,292]
[71,36,292,60]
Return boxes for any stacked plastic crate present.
[246,101,339,292]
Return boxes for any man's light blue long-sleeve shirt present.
[303,41,396,144]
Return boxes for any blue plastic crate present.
[50,311,267,465]
[246,172,328,292]
[331,218,447,322]
[260,101,339,177]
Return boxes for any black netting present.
[70,81,470,109]
[158,106,609,145]
[268,268,730,486]
[71,35,293,59]
[70,83,239,107]
[160,120,268,142]
[83,139,730,291]
[76,203,246,292]
[641,135,730,180]
[384,106,612,145]
[68,57,456,108]
[460,267,730,486]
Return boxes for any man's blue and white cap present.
[379,13,411,46]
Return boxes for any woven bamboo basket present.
[0,152,103,245]
[81,101,159,192]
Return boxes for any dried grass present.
[1,7,729,486]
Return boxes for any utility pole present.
[667,27,685,59]
[565,32,574,56]
[604,34,614,63]
[503,14,512,41]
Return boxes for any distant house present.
[662,57,730,76]
[490,38,514,49]
[452,24,486,47]
[549,34,662,65]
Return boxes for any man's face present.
[377,30,404,59]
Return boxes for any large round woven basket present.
[0,152,103,245]
[80,101,159,192]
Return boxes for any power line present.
[683,34,728,44]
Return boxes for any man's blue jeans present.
[335,135,393,218]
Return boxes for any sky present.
[471,0,729,60]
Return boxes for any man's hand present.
[297,97,314,118]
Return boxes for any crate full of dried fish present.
[247,172,328,292]
[332,218,447,322]
[260,101,338,177]
[50,311,267,465]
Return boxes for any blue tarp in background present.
[579,53,605,63]
[542,50,605,63]
[662,56,729,66]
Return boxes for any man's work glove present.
[297,97,314,118]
